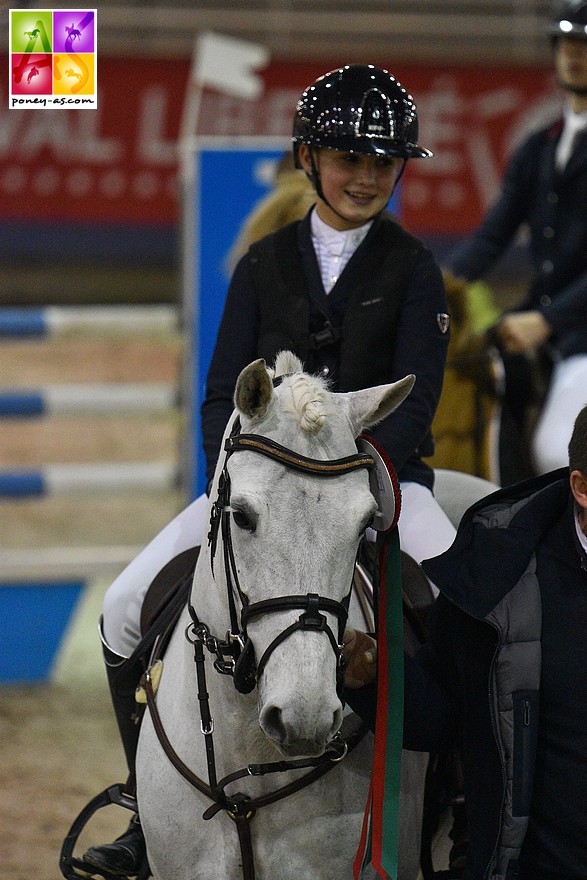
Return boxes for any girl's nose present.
[356,161,377,182]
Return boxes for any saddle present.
[140,546,200,639]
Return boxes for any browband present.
[224,433,374,477]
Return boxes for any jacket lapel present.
[563,128,587,179]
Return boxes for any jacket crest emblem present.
[436,313,450,334]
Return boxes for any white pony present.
[136,352,419,880]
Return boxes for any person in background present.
[224,151,316,276]
[445,0,587,485]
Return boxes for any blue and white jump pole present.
[0,303,183,683]
[0,305,178,338]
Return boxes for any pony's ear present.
[347,374,415,433]
[234,358,274,421]
[274,350,304,378]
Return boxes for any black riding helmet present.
[292,64,431,220]
[293,64,431,162]
[549,0,587,40]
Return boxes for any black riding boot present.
[83,633,148,878]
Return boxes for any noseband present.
[189,421,374,695]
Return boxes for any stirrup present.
[60,784,150,880]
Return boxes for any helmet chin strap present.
[306,146,406,226]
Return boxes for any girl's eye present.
[232,509,256,532]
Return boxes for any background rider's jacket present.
[202,210,449,486]
[405,470,587,880]
[448,121,587,359]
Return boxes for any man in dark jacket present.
[400,402,587,879]
[446,0,587,484]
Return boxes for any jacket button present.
[541,260,554,273]
[540,295,552,307]
[547,191,558,205]
[543,226,554,239]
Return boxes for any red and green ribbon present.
[353,527,404,880]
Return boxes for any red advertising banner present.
[1,56,562,235]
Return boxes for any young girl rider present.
[80,64,455,878]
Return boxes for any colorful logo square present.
[11,53,53,95]
[53,11,95,53]
[54,54,95,96]
[10,10,53,53]
[9,10,97,109]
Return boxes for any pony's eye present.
[232,509,256,532]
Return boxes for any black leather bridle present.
[189,419,375,695]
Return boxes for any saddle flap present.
[140,546,200,638]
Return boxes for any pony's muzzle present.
[259,701,344,757]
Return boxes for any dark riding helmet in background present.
[549,0,587,40]
[292,64,432,166]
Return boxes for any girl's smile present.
[298,144,403,230]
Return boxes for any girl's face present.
[298,144,403,230]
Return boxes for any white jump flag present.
[192,31,270,100]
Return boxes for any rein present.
[142,631,368,880]
[143,421,375,880]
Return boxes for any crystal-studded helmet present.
[292,64,432,167]
[549,0,587,39]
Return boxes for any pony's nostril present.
[260,705,286,744]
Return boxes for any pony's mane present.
[272,351,328,435]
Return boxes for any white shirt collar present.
[310,208,372,254]
[556,105,587,168]
[563,103,587,133]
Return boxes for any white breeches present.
[397,482,456,565]
[102,494,209,658]
[102,481,456,658]
[532,355,587,475]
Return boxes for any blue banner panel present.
[191,143,289,497]
[0,582,84,683]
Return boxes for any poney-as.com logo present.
[9,9,97,109]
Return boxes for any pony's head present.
[208,353,414,757]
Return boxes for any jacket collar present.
[422,469,572,620]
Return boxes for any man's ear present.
[570,469,587,512]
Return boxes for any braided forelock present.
[281,373,328,434]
